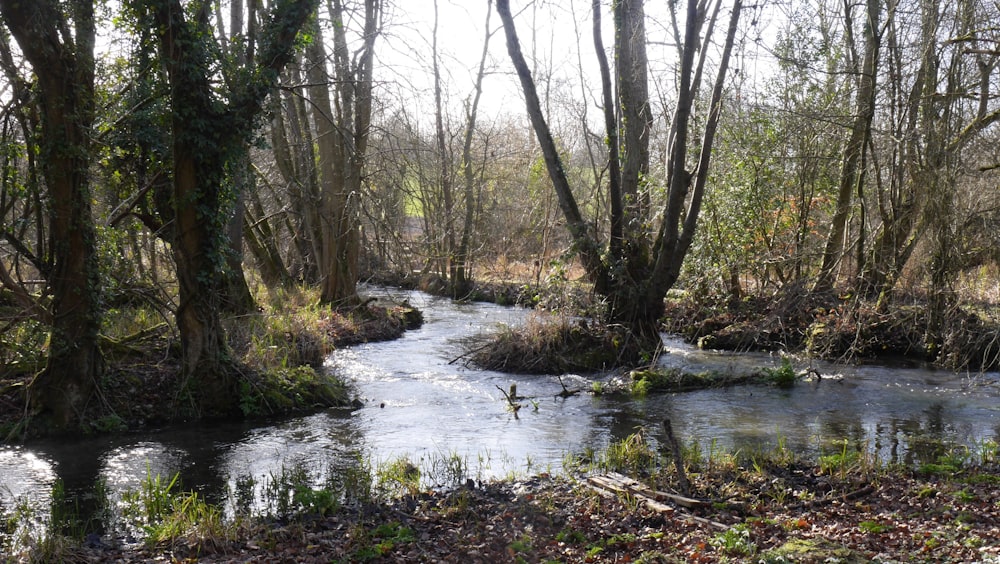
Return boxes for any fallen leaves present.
[69,463,1000,563]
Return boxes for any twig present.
[663,418,691,495]
[789,485,876,510]
[448,340,492,365]
[495,384,521,416]
[555,375,581,398]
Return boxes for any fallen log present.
[590,472,708,509]
[586,473,728,530]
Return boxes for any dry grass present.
[467,312,641,374]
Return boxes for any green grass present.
[120,470,234,547]
[599,432,658,475]
[710,523,756,557]
[760,356,797,387]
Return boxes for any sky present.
[373,0,777,129]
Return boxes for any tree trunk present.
[317,0,379,306]
[221,151,257,314]
[454,2,494,298]
[148,0,317,413]
[244,185,294,287]
[218,0,258,314]
[856,1,931,303]
[1,0,104,431]
[813,0,880,293]
[430,0,458,295]
[593,0,623,258]
[646,0,742,313]
[272,64,322,283]
[498,0,742,359]
[615,0,652,226]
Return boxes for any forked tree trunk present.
[497,0,741,359]
[148,0,317,413]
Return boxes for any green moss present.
[629,368,749,395]
[760,538,868,563]
[858,520,891,533]
[242,365,353,416]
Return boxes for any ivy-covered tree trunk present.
[142,0,317,414]
[0,0,103,431]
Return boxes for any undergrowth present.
[466,312,644,374]
[3,429,998,562]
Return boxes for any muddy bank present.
[54,461,1000,563]
[663,286,1000,372]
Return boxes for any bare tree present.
[813,0,881,293]
[497,0,742,356]
[317,0,381,306]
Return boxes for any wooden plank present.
[604,472,708,509]
[586,473,729,530]
[587,475,674,514]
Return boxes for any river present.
[2,286,998,532]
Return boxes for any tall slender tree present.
[813,0,881,293]
[316,0,381,306]
[453,1,495,296]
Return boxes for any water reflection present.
[0,287,998,537]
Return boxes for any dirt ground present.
[61,461,1000,563]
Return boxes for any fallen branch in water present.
[555,375,581,398]
[495,384,521,416]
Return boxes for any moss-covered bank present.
[0,291,423,440]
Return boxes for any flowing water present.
[2,287,999,528]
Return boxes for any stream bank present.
[30,451,1000,563]
[2,286,999,561]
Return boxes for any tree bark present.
[146,0,317,413]
[813,0,880,293]
[0,0,104,431]
[317,0,380,306]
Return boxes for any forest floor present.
[65,459,1000,563]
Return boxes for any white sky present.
[374,0,776,130]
